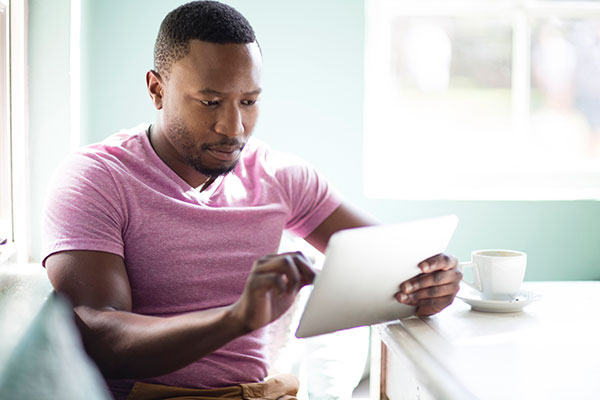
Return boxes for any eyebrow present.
[197,88,262,96]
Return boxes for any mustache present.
[201,138,245,150]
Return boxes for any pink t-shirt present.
[42,123,342,398]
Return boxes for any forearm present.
[74,305,245,379]
[305,202,379,253]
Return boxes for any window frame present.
[0,0,28,265]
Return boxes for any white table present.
[371,281,600,400]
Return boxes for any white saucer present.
[457,288,542,313]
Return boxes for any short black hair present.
[154,1,256,77]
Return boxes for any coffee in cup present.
[459,249,527,301]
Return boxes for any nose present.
[214,104,244,139]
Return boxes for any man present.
[42,2,461,399]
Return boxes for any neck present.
[196,176,216,192]
[147,122,211,189]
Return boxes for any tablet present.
[295,214,459,338]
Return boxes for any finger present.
[257,252,315,286]
[253,255,303,294]
[400,268,462,295]
[395,277,460,305]
[249,272,289,295]
[290,253,316,286]
[415,295,456,317]
[418,253,458,273]
[403,280,460,303]
[257,251,308,263]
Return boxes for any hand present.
[395,253,462,317]
[229,252,316,333]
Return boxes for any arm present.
[304,202,462,317]
[304,201,377,253]
[46,249,314,379]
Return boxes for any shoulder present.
[63,124,148,176]
[50,124,150,195]
[84,123,149,166]
[240,137,312,176]
[236,138,332,203]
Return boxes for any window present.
[0,0,12,261]
[0,0,27,264]
[364,0,600,200]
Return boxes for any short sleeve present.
[272,153,343,238]
[42,152,126,265]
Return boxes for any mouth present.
[205,146,242,162]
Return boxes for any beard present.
[167,118,246,178]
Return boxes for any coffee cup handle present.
[459,261,482,292]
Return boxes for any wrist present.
[222,304,253,336]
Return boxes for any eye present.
[199,100,220,107]
[241,99,258,106]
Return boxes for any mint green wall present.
[31,0,600,280]
[28,0,72,262]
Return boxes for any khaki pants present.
[126,374,299,400]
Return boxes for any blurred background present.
[0,1,599,399]
[7,0,600,281]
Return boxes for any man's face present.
[158,40,262,178]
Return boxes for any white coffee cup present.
[459,249,527,301]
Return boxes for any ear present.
[146,70,164,110]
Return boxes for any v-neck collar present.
[140,124,225,202]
